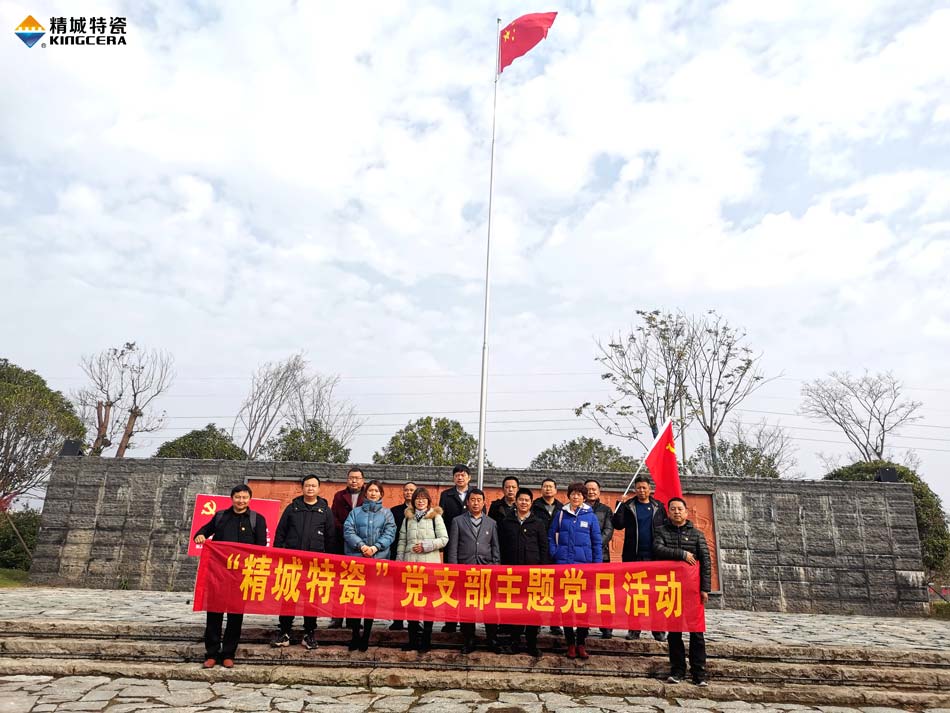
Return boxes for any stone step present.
[3,620,948,668]
[0,632,947,692]
[0,657,948,710]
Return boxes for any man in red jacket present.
[328,466,365,628]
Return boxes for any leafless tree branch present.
[800,370,922,462]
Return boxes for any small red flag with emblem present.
[644,419,683,506]
[498,12,557,74]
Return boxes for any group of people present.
[194,464,711,686]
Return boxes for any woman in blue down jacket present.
[548,481,603,661]
[343,479,396,652]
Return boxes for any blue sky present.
[2,1,949,507]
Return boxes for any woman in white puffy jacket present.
[396,487,448,653]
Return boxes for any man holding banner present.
[654,496,711,687]
[270,474,335,650]
[192,484,267,668]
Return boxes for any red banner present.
[194,542,705,631]
[187,495,282,557]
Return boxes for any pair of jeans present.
[667,631,706,680]
[204,612,243,659]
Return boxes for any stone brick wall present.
[31,457,929,614]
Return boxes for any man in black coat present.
[612,474,668,641]
[193,484,267,669]
[530,477,564,635]
[653,496,711,687]
[270,474,336,650]
[488,475,519,523]
[585,479,615,639]
[498,487,549,657]
[438,464,472,633]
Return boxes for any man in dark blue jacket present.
[270,474,335,650]
[612,474,668,641]
[193,484,267,669]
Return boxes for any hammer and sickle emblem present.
[200,501,217,516]
[665,443,676,455]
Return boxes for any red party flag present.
[498,12,557,74]
[644,419,683,506]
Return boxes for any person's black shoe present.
[389,621,405,631]
[270,632,290,648]
[347,632,360,651]
[401,637,418,652]
[626,631,641,640]
[653,632,667,642]
[461,638,477,654]
[442,622,457,633]
[302,632,318,650]
[599,628,613,639]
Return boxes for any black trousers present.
[564,626,589,646]
[407,620,433,638]
[506,624,540,645]
[668,631,706,679]
[278,615,317,635]
[205,612,243,660]
[461,622,497,641]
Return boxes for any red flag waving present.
[498,12,557,74]
[644,419,683,507]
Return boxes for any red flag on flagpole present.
[644,419,683,506]
[498,12,557,73]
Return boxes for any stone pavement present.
[1,588,948,650]
[2,676,949,713]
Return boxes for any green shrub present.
[0,508,40,570]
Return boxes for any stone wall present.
[31,457,929,614]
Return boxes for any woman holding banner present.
[396,487,448,653]
[343,480,396,652]
[549,482,602,660]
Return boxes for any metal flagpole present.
[476,18,502,490]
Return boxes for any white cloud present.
[3,0,950,508]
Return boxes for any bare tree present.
[285,373,363,447]
[75,343,175,457]
[731,417,799,478]
[685,312,772,476]
[232,354,308,459]
[577,310,693,449]
[800,370,922,462]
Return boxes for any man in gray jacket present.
[446,488,500,654]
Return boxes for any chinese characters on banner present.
[187,495,282,556]
[194,542,705,631]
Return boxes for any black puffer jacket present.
[653,519,711,593]
[498,512,550,566]
[194,507,267,546]
[612,497,667,562]
[274,496,336,553]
